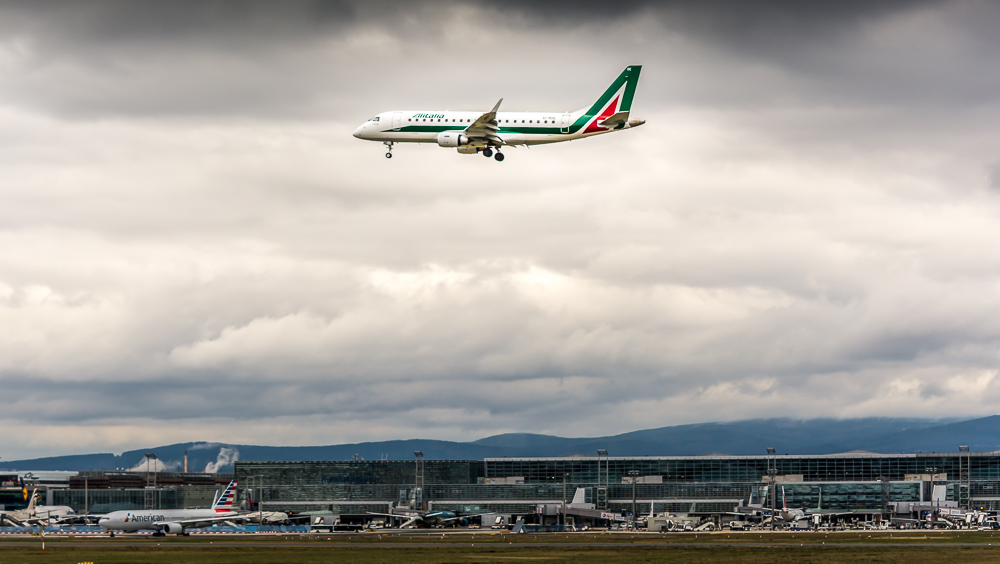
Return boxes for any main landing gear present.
[384,141,394,159]
[482,147,504,162]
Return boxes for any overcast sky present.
[2,0,1000,460]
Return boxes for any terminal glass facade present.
[234,453,1000,516]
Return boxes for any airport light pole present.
[926,466,939,516]
[766,448,776,531]
[596,450,608,511]
[959,445,970,511]
[628,470,640,530]
[144,453,158,510]
[562,473,568,529]
[259,474,265,519]
[414,451,424,510]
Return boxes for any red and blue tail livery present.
[214,479,238,513]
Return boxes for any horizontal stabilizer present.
[599,111,629,128]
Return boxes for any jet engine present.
[161,522,184,535]
[436,131,470,147]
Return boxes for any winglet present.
[483,98,502,123]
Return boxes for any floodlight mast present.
[628,470,640,530]
[958,445,971,511]
[144,453,158,510]
[596,450,609,511]
[766,448,776,530]
[414,451,425,509]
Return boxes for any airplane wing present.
[0,515,27,526]
[151,513,248,530]
[42,512,106,526]
[444,511,493,521]
[367,511,421,529]
[397,516,421,528]
[463,99,504,145]
[809,510,864,517]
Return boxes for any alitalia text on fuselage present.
[353,65,644,161]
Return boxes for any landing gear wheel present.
[494,152,504,162]
[385,152,392,159]
[383,141,394,159]
[483,147,494,158]
[109,532,115,538]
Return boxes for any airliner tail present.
[576,65,642,117]
[214,479,238,513]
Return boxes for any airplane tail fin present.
[26,489,38,513]
[245,488,256,511]
[576,65,642,115]
[214,479,238,513]
[570,487,587,506]
[781,486,787,510]
[575,65,641,133]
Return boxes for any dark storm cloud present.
[0,1,358,45]
[3,0,993,119]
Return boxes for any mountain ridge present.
[2,416,991,473]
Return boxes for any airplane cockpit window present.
[369,116,380,122]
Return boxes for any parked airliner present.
[98,479,239,537]
[353,65,644,160]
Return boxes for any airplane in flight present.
[353,65,644,161]
[98,479,240,537]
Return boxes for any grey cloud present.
[990,163,1000,191]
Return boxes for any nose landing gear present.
[384,141,394,159]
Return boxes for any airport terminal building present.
[23,451,1000,522]
[231,451,1000,520]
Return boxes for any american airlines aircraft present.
[98,479,239,537]
[353,65,644,161]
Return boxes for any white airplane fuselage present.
[98,509,236,533]
[353,110,643,146]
